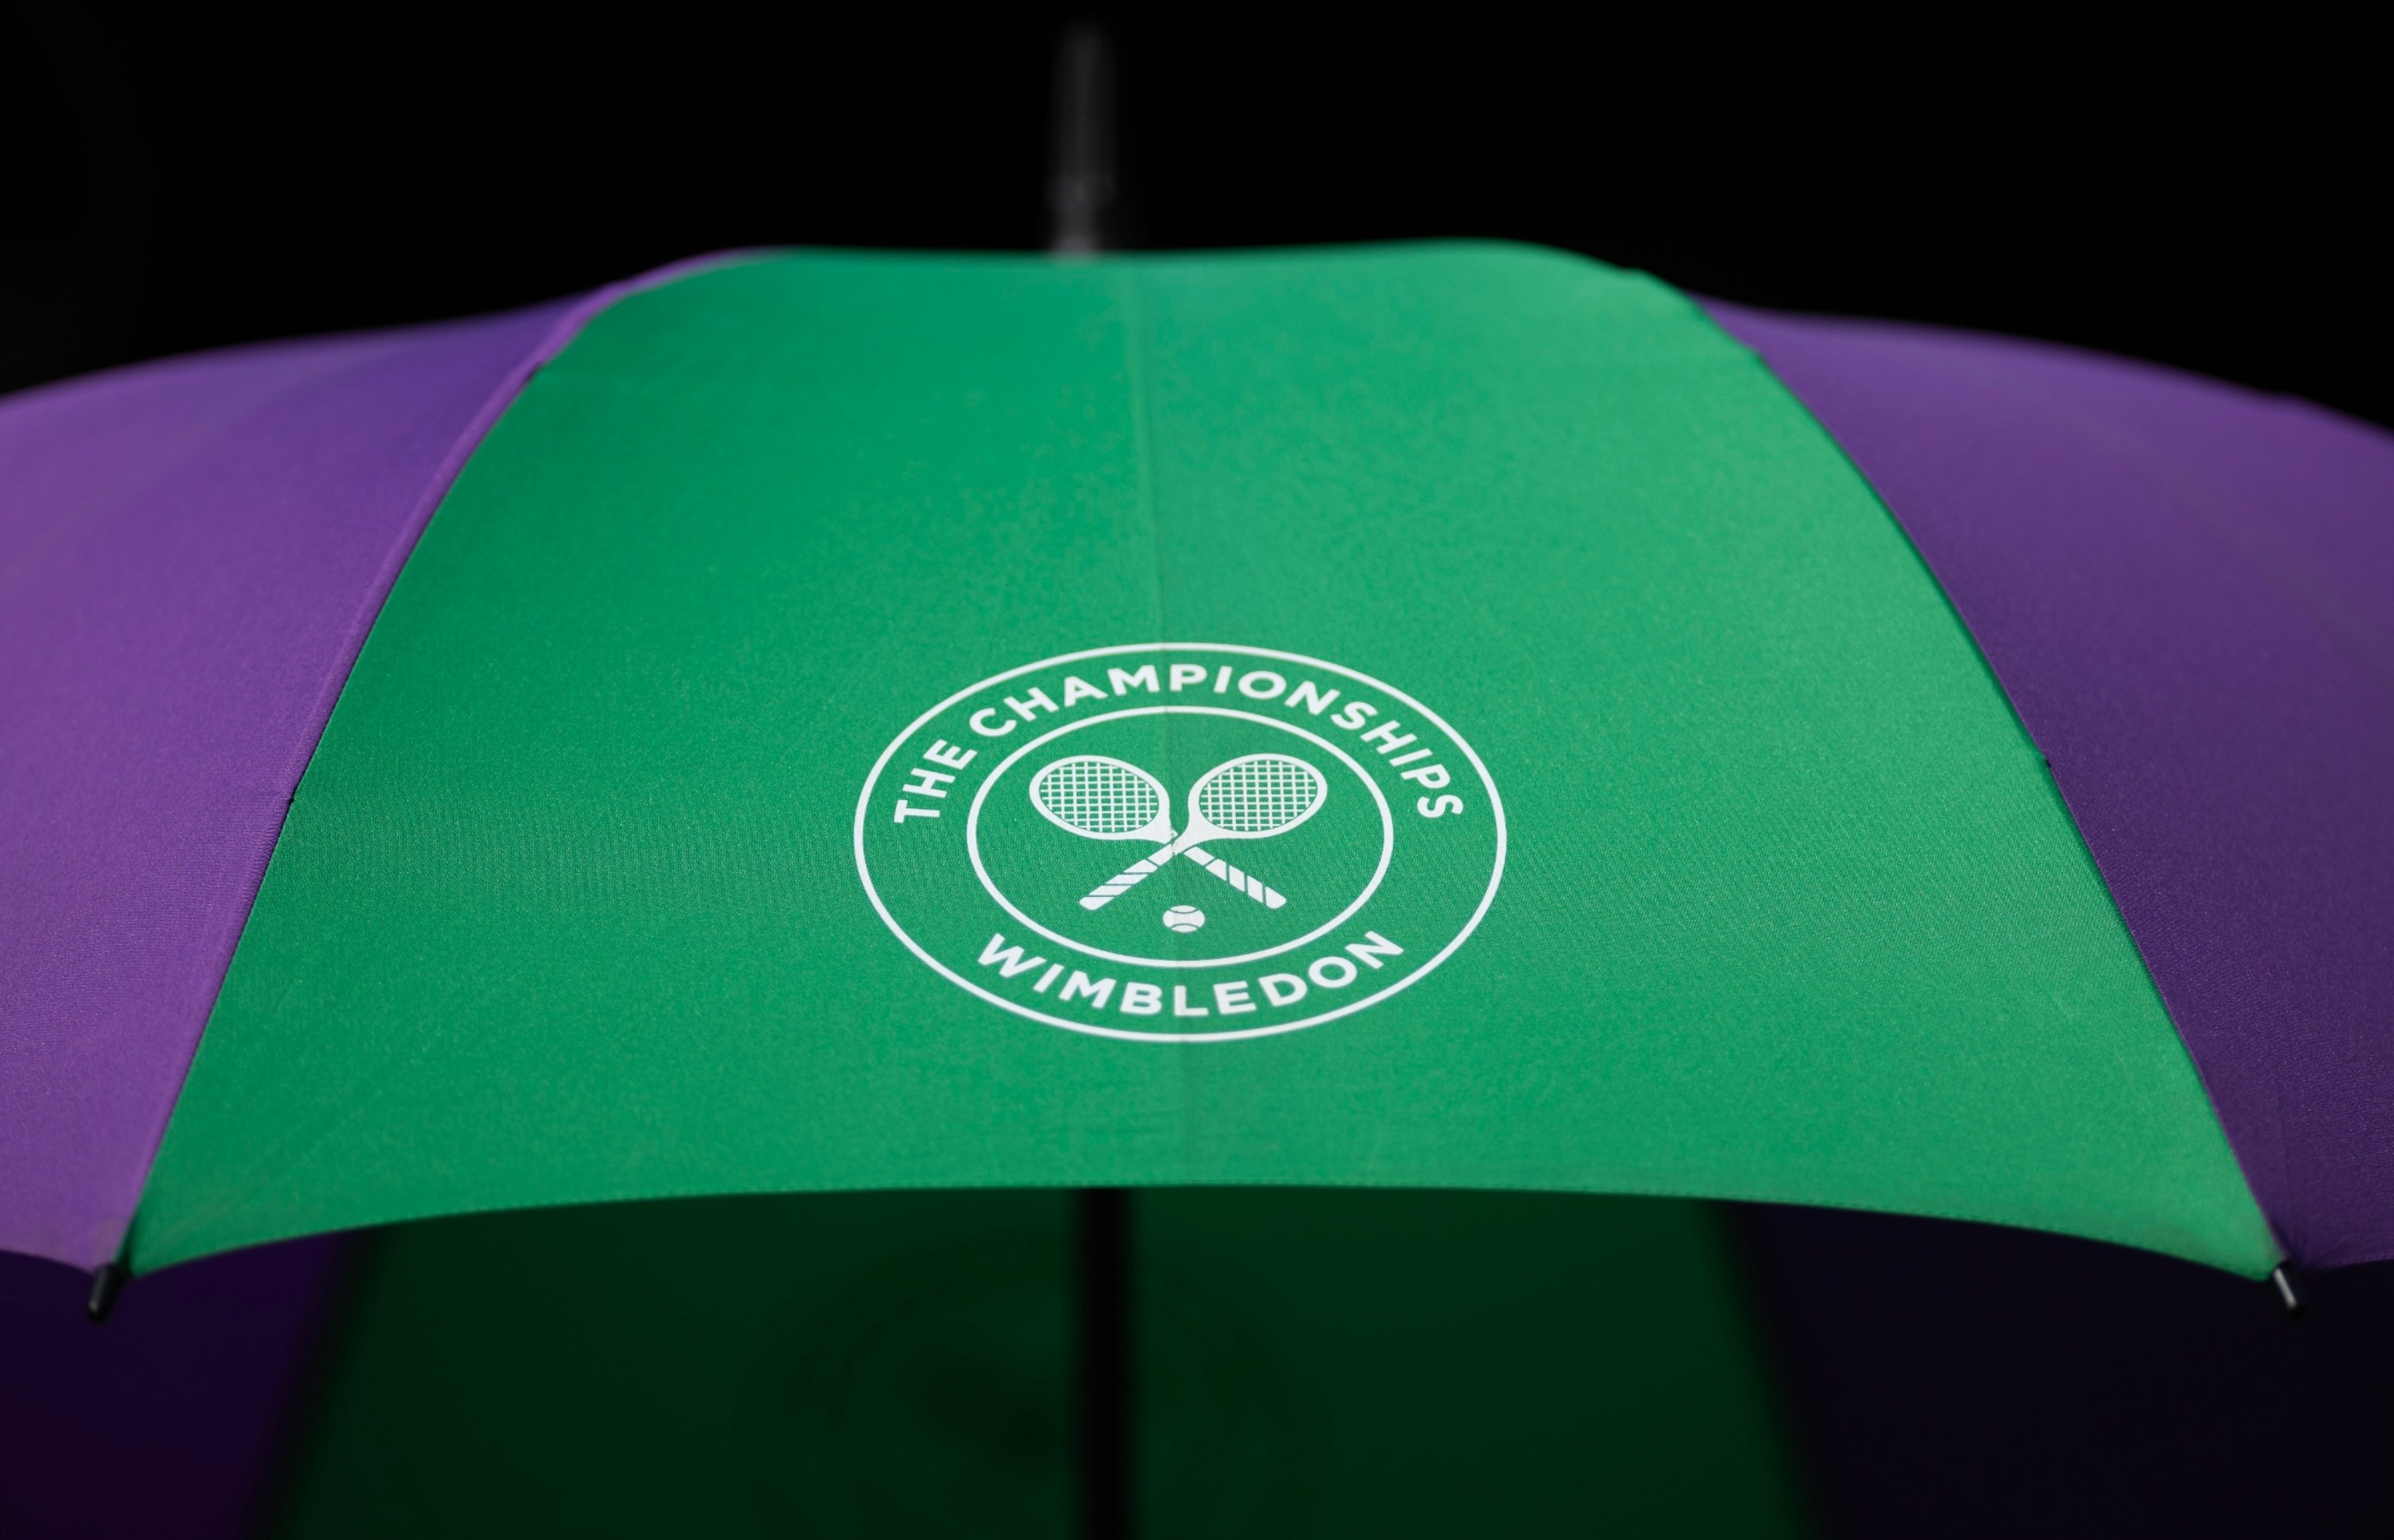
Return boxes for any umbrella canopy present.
[4,242,2388,1288]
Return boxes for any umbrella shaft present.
[1076,1185,1135,1540]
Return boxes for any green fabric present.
[274,1191,1808,1538]
[132,244,2275,1273]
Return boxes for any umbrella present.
[11,238,2386,1272]
[5,83,2390,1531]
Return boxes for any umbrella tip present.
[87,1260,128,1323]
[2269,1262,2306,1320]
[1048,24,1117,256]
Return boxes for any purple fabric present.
[0,298,609,1272]
[0,1236,347,1538]
[1711,303,2394,1270]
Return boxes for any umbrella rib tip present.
[2269,1263,2306,1320]
[86,1260,128,1323]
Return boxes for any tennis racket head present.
[1187,753,1328,839]
[1029,754,1171,840]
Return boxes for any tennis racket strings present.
[1194,754,1322,834]
[1032,756,1164,836]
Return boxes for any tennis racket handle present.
[1081,848,1174,910]
[1184,846,1287,910]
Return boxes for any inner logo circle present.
[966,707,1394,970]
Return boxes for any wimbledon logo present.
[855,644,1506,1042]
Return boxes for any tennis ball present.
[1161,906,1206,934]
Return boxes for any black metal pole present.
[1049,26,1117,256]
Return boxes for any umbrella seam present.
[114,252,770,1273]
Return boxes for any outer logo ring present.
[853,643,1507,1044]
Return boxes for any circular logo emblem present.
[856,645,1505,1042]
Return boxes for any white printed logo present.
[855,645,1505,1041]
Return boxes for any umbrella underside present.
[277,1189,1806,1537]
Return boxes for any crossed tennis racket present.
[1028,752,1328,912]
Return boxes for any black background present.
[9,9,2393,1535]
[8,9,2389,427]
